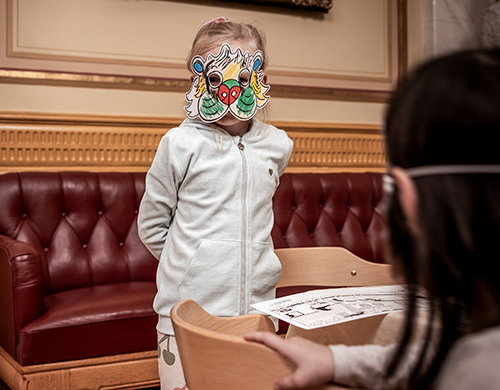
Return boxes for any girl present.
[138,17,293,390]
[247,48,500,390]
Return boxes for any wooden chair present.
[276,246,400,290]
[171,299,349,390]
[170,248,425,390]
[275,247,421,346]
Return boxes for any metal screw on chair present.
[351,270,357,276]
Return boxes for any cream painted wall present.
[0,83,387,124]
[407,0,425,70]
[0,0,424,126]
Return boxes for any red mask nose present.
[218,84,241,105]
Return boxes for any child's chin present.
[216,116,240,127]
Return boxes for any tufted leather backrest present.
[0,172,157,295]
[271,173,387,263]
[0,171,386,297]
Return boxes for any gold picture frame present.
[216,0,333,13]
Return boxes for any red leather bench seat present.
[17,282,157,365]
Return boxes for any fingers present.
[245,332,298,389]
[245,332,291,355]
[275,372,304,390]
[246,332,336,390]
[244,331,275,344]
[274,361,328,390]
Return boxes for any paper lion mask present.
[185,44,270,123]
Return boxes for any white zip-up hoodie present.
[138,118,293,334]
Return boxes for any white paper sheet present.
[251,285,429,330]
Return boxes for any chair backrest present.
[171,299,295,390]
[276,246,400,289]
[275,247,411,346]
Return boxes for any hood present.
[180,118,271,144]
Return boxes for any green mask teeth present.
[236,88,256,116]
[200,94,225,119]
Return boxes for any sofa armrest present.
[0,234,44,358]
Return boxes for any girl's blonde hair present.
[187,19,267,71]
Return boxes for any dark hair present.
[384,48,500,388]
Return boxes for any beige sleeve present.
[329,343,427,390]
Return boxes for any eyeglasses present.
[382,172,395,198]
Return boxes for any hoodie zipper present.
[237,137,247,316]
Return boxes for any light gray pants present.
[157,332,188,390]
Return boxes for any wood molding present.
[0,112,387,173]
[0,346,159,390]
[0,70,392,103]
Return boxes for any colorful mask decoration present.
[185,44,270,123]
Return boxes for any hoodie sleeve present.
[278,134,294,177]
[330,341,431,390]
[138,131,186,260]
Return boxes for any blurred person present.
[247,48,500,390]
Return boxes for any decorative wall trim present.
[0,113,386,173]
[288,133,386,172]
[0,70,392,103]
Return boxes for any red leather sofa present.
[0,171,385,390]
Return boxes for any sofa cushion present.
[272,172,386,263]
[0,172,157,296]
[16,281,157,365]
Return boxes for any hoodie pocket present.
[179,239,240,317]
[249,241,282,297]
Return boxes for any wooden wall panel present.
[0,113,386,173]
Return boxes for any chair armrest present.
[0,234,44,357]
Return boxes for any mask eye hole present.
[207,71,222,88]
[238,69,250,86]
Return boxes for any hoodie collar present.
[182,118,268,142]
